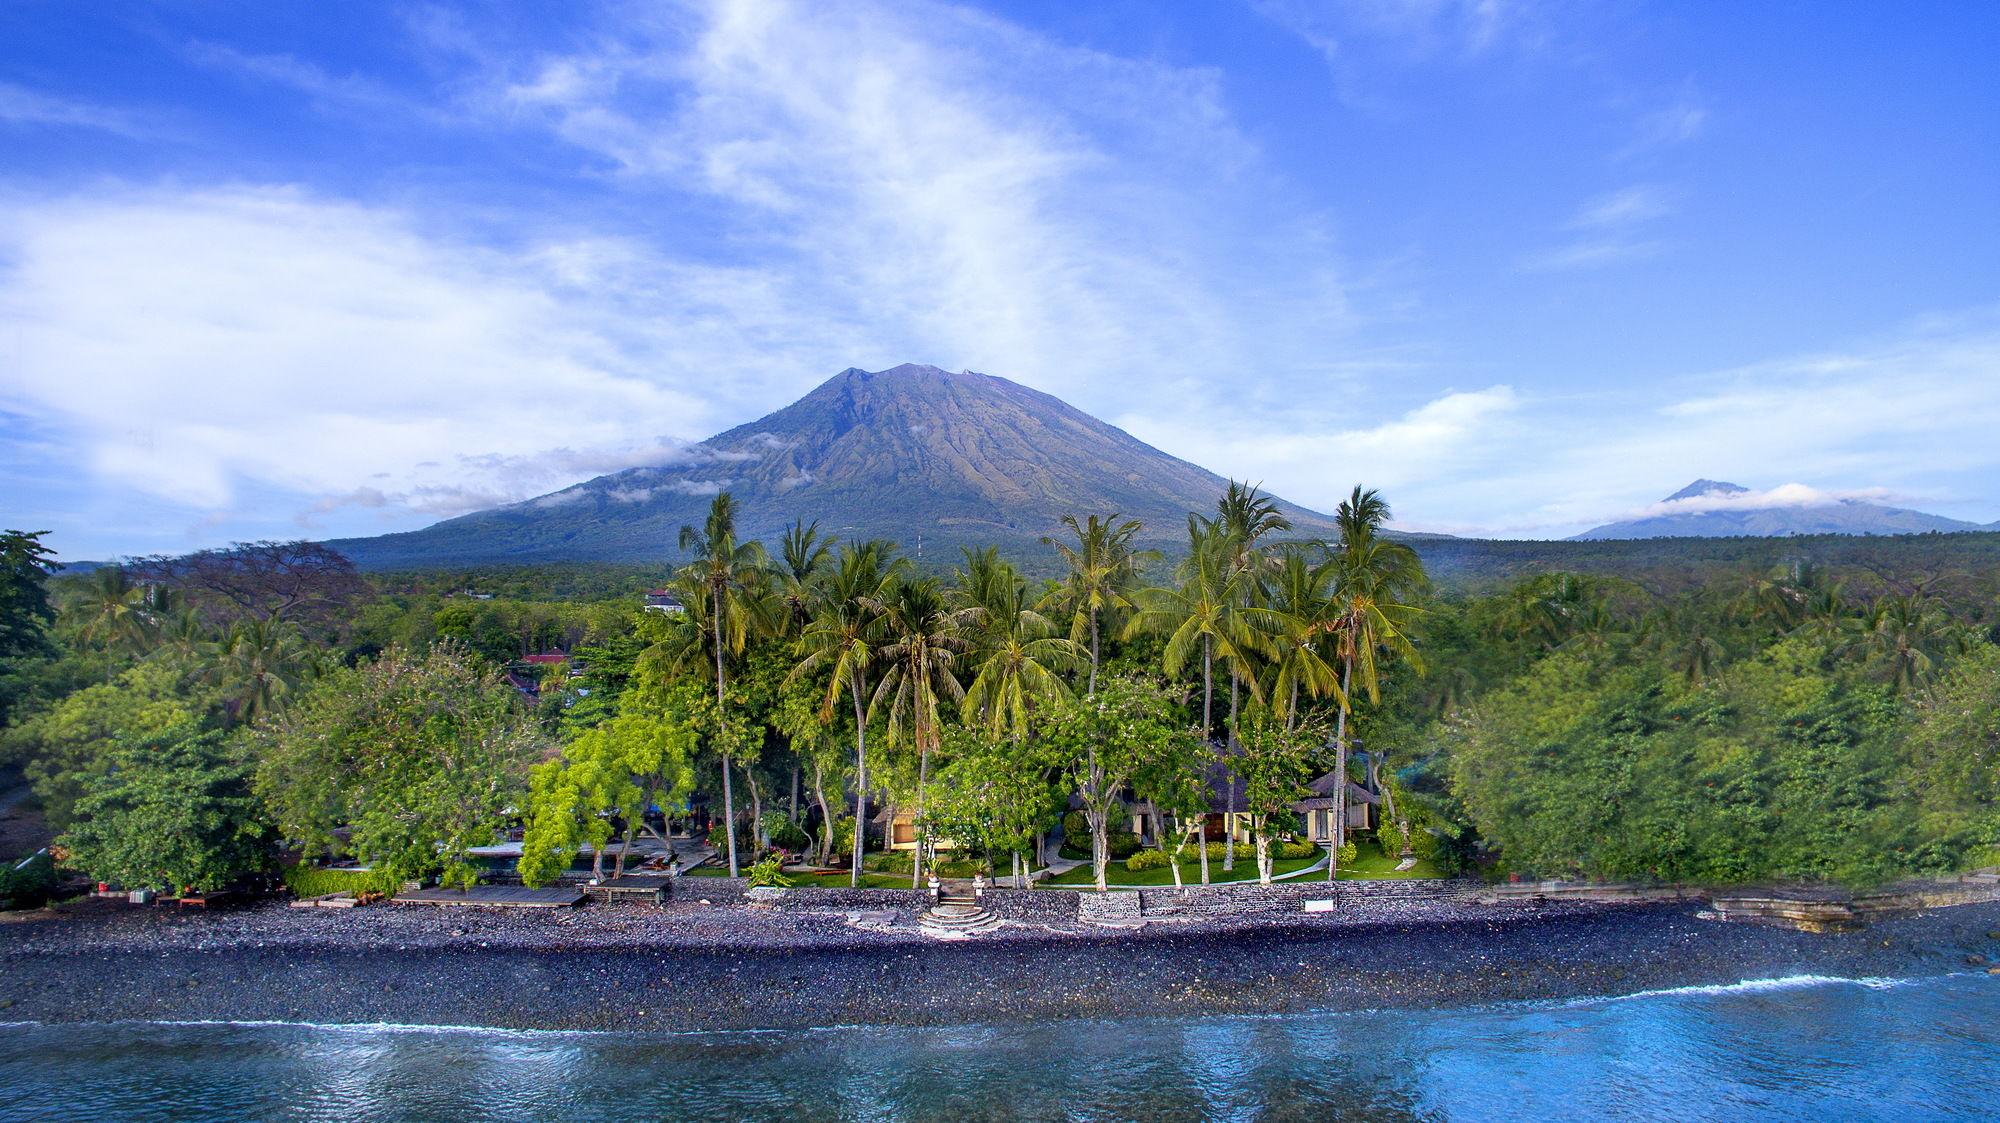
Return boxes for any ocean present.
[1,971,1994,1121]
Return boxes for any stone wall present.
[1138,878,1475,918]
[975,889,1080,921]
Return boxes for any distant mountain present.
[330,364,1340,570]
[1573,480,1990,540]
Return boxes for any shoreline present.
[5,897,1997,1034]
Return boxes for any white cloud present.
[1117,385,1520,518]
[0,186,834,527]
[1617,483,1898,520]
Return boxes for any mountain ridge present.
[1573,479,1991,540]
[329,364,1341,570]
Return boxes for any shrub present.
[0,852,57,910]
[762,813,809,852]
[1125,849,1172,872]
[1273,838,1319,861]
[1062,810,1089,843]
[1106,831,1142,860]
[827,817,855,863]
[747,855,792,888]
[1337,840,1358,869]
[281,864,407,899]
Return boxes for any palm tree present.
[869,576,968,887]
[1124,519,1264,882]
[71,566,157,664]
[776,519,831,635]
[677,492,773,877]
[1844,593,1963,693]
[210,618,309,724]
[1252,549,1345,729]
[790,540,901,886]
[1326,486,1423,877]
[1041,514,1151,696]
[1640,600,1726,685]
[956,548,1084,738]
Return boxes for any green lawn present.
[1044,851,1323,888]
[679,866,919,889]
[1337,840,1442,880]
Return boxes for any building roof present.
[519,652,567,665]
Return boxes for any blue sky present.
[3,0,1998,560]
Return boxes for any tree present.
[4,660,207,830]
[956,548,1083,738]
[0,530,59,725]
[1233,706,1323,884]
[206,617,313,725]
[1041,514,1151,696]
[69,566,157,662]
[1253,550,1345,728]
[1324,486,1423,876]
[791,540,900,885]
[59,727,274,894]
[128,540,370,642]
[1844,593,1964,694]
[675,492,773,877]
[869,576,968,886]
[775,519,831,634]
[518,700,698,886]
[253,643,548,887]
[1041,676,1198,892]
[0,530,57,661]
[926,727,1063,888]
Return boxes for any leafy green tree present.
[1042,675,1199,891]
[0,529,57,659]
[59,727,274,893]
[1041,514,1151,695]
[4,660,208,830]
[1233,705,1323,884]
[926,727,1063,887]
[519,701,698,886]
[69,566,158,664]
[253,643,547,887]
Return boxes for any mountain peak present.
[330,363,1336,569]
[1664,479,1749,502]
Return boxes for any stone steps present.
[918,903,1001,937]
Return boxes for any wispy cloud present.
[1522,184,1674,271]
[0,81,161,139]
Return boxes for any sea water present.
[1,972,1995,1121]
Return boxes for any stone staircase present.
[918,881,1001,937]
[1077,890,1145,928]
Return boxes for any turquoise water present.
[2,973,1995,1121]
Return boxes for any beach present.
[4,894,1996,1034]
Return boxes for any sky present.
[3,0,1998,561]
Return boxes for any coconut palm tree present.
[869,576,968,887]
[775,519,831,635]
[1040,513,1151,696]
[1124,520,1265,881]
[71,566,157,663]
[790,540,901,886]
[210,617,310,724]
[1844,593,1964,693]
[956,548,1084,738]
[1639,600,1726,686]
[1252,549,1346,729]
[676,492,774,877]
[1325,486,1423,877]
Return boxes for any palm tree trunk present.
[1201,637,1213,885]
[1224,666,1238,872]
[912,724,932,890]
[713,582,737,878]
[1088,607,1100,697]
[850,674,869,888]
[1328,655,1353,884]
